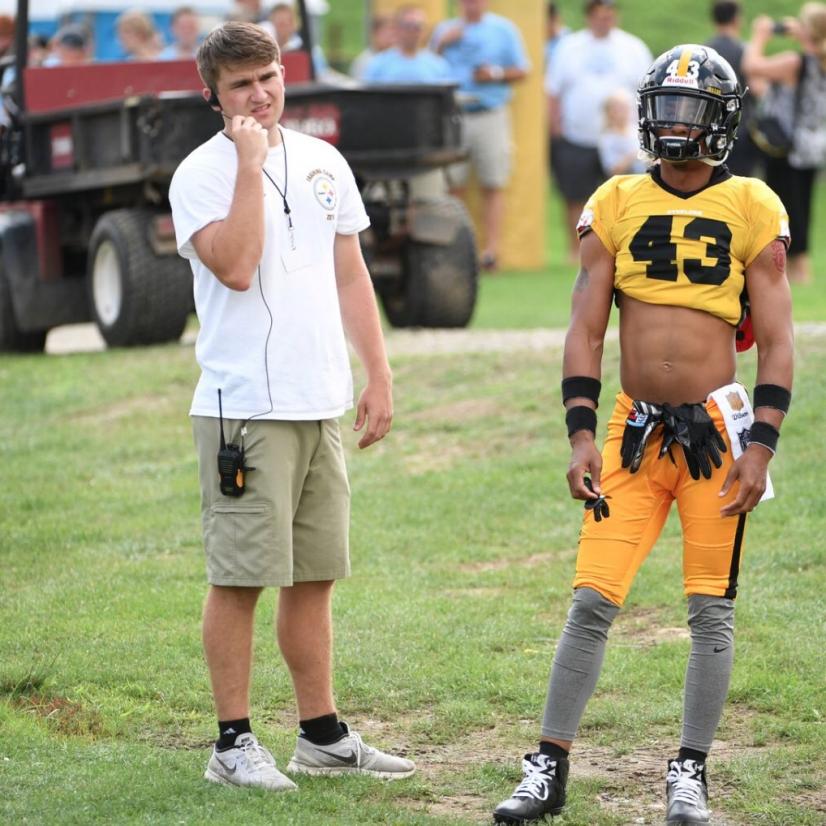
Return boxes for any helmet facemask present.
[639,89,740,166]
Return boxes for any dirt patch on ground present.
[12,692,105,737]
[355,714,813,826]
[399,438,470,476]
[441,587,508,599]
[395,426,542,475]
[406,397,501,424]
[130,710,822,823]
[457,551,570,574]
[383,328,613,359]
[611,606,691,647]
[70,394,175,425]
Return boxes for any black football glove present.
[660,403,727,480]
[620,401,663,473]
[583,476,611,521]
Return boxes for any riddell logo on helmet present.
[663,75,699,88]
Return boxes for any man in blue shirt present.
[159,6,202,60]
[431,0,529,271]
[364,5,452,84]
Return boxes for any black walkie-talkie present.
[217,389,255,497]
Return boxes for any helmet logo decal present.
[676,47,693,76]
[664,57,700,88]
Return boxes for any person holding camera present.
[169,22,414,791]
[744,4,826,284]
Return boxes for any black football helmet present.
[638,44,743,165]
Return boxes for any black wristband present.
[562,376,601,407]
[753,384,791,414]
[748,421,780,454]
[566,405,597,438]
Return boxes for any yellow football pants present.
[573,392,747,606]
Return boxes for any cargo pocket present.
[205,503,276,584]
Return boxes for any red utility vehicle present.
[0,0,477,351]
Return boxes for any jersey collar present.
[649,163,732,200]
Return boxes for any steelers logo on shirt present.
[313,176,337,211]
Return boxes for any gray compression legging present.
[541,589,735,751]
[541,587,619,741]
[682,595,735,753]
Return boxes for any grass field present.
[1,302,825,822]
[3,3,826,820]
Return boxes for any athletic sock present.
[299,713,346,745]
[678,746,707,763]
[538,741,569,761]
[216,717,252,751]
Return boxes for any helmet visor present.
[642,93,723,128]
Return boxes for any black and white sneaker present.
[493,752,569,824]
[666,758,710,824]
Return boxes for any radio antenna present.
[218,389,227,450]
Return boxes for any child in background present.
[598,87,647,176]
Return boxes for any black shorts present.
[764,158,816,256]
[550,137,605,203]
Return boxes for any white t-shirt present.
[169,128,369,420]
[545,29,652,148]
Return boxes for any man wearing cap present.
[44,25,93,66]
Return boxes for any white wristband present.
[488,65,504,81]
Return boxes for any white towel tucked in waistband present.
[707,382,774,503]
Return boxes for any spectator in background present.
[0,15,14,61]
[228,0,268,26]
[597,87,645,176]
[159,6,202,60]
[705,1,761,176]
[364,5,451,84]
[0,15,14,130]
[267,1,329,78]
[28,34,51,67]
[744,4,826,284]
[117,9,162,60]
[270,2,302,51]
[44,24,93,66]
[350,14,395,81]
[431,0,529,272]
[546,0,651,262]
[544,2,569,68]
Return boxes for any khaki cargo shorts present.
[192,416,351,587]
[447,105,513,190]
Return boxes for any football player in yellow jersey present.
[494,45,794,825]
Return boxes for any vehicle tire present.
[88,209,191,347]
[0,264,47,352]
[380,200,478,328]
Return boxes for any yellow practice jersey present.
[576,167,790,326]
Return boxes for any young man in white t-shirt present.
[169,22,414,790]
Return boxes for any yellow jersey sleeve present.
[576,177,622,255]
[744,178,790,267]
